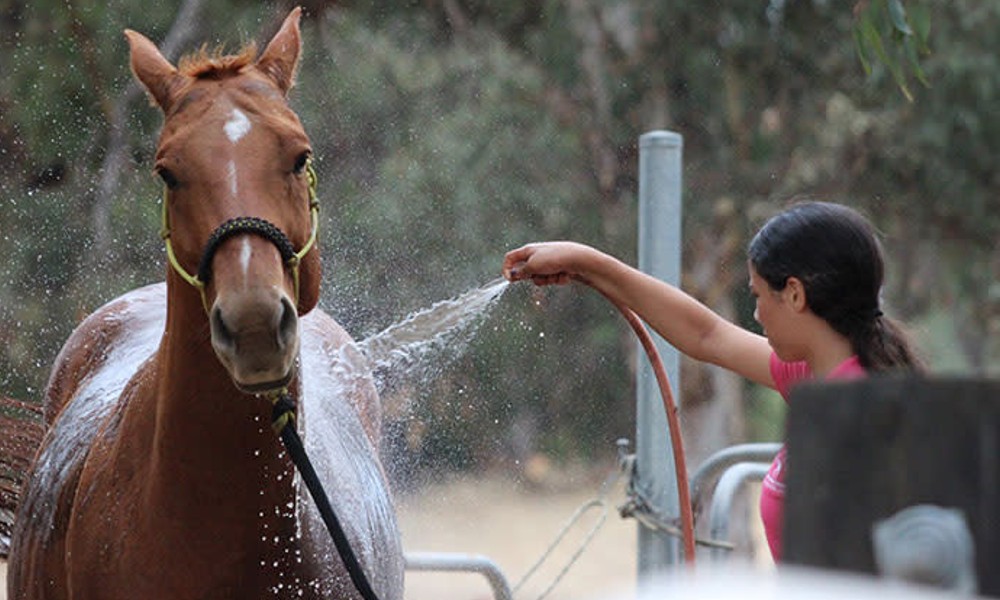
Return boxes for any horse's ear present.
[125,29,187,112]
[256,7,302,96]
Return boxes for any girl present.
[501,201,923,560]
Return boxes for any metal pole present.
[636,130,683,584]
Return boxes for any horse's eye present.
[157,168,179,190]
[292,152,310,175]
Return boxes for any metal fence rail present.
[405,552,514,600]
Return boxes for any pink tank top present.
[759,353,865,560]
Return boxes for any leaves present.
[887,0,913,36]
[853,0,932,101]
[0,0,997,470]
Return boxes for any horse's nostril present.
[211,306,235,350]
[277,296,297,350]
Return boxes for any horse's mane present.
[178,43,258,79]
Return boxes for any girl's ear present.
[784,276,809,312]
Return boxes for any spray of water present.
[356,277,510,402]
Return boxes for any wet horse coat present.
[8,9,403,599]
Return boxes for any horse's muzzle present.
[210,289,300,394]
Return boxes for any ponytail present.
[852,315,925,374]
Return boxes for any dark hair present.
[748,201,923,373]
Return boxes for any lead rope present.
[270,390,383,600]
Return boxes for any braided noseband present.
[196,216,297,285]
[160,160,319,313]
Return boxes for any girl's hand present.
[502,241,591,286]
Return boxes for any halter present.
[159,160,319,313]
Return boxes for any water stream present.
[356,277,510,400]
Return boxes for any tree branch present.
[91,0,207,259]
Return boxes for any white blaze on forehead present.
[238,237,252,280]
[227,160,238,197]
[224,108,251,143]
[224,108,252,283]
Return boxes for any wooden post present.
[782,377,1000,594]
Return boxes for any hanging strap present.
[270,391,382,600]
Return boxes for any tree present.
[1,0,996,481]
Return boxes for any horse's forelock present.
[177,43,258,79]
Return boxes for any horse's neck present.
[133,283,295,516]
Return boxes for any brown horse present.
[8,8,404,599]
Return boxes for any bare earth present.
[397,471,638,600]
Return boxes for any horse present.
[7,8,404,599]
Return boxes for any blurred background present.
[0,1,997,595]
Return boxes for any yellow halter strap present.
[159,160,319,313]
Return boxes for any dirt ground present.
[397,471,638,600]
[397,471,771,600]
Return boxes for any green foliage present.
[299,13,588,325]
[853,0,932,101]
[1,0,997,482]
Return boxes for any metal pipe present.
[405,552,514,600]
[689,443,782,514]
[707,462,771,561]
[635,130,684,584]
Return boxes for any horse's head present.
[126,8,320,393]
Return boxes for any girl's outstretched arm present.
[503,241,775,388]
